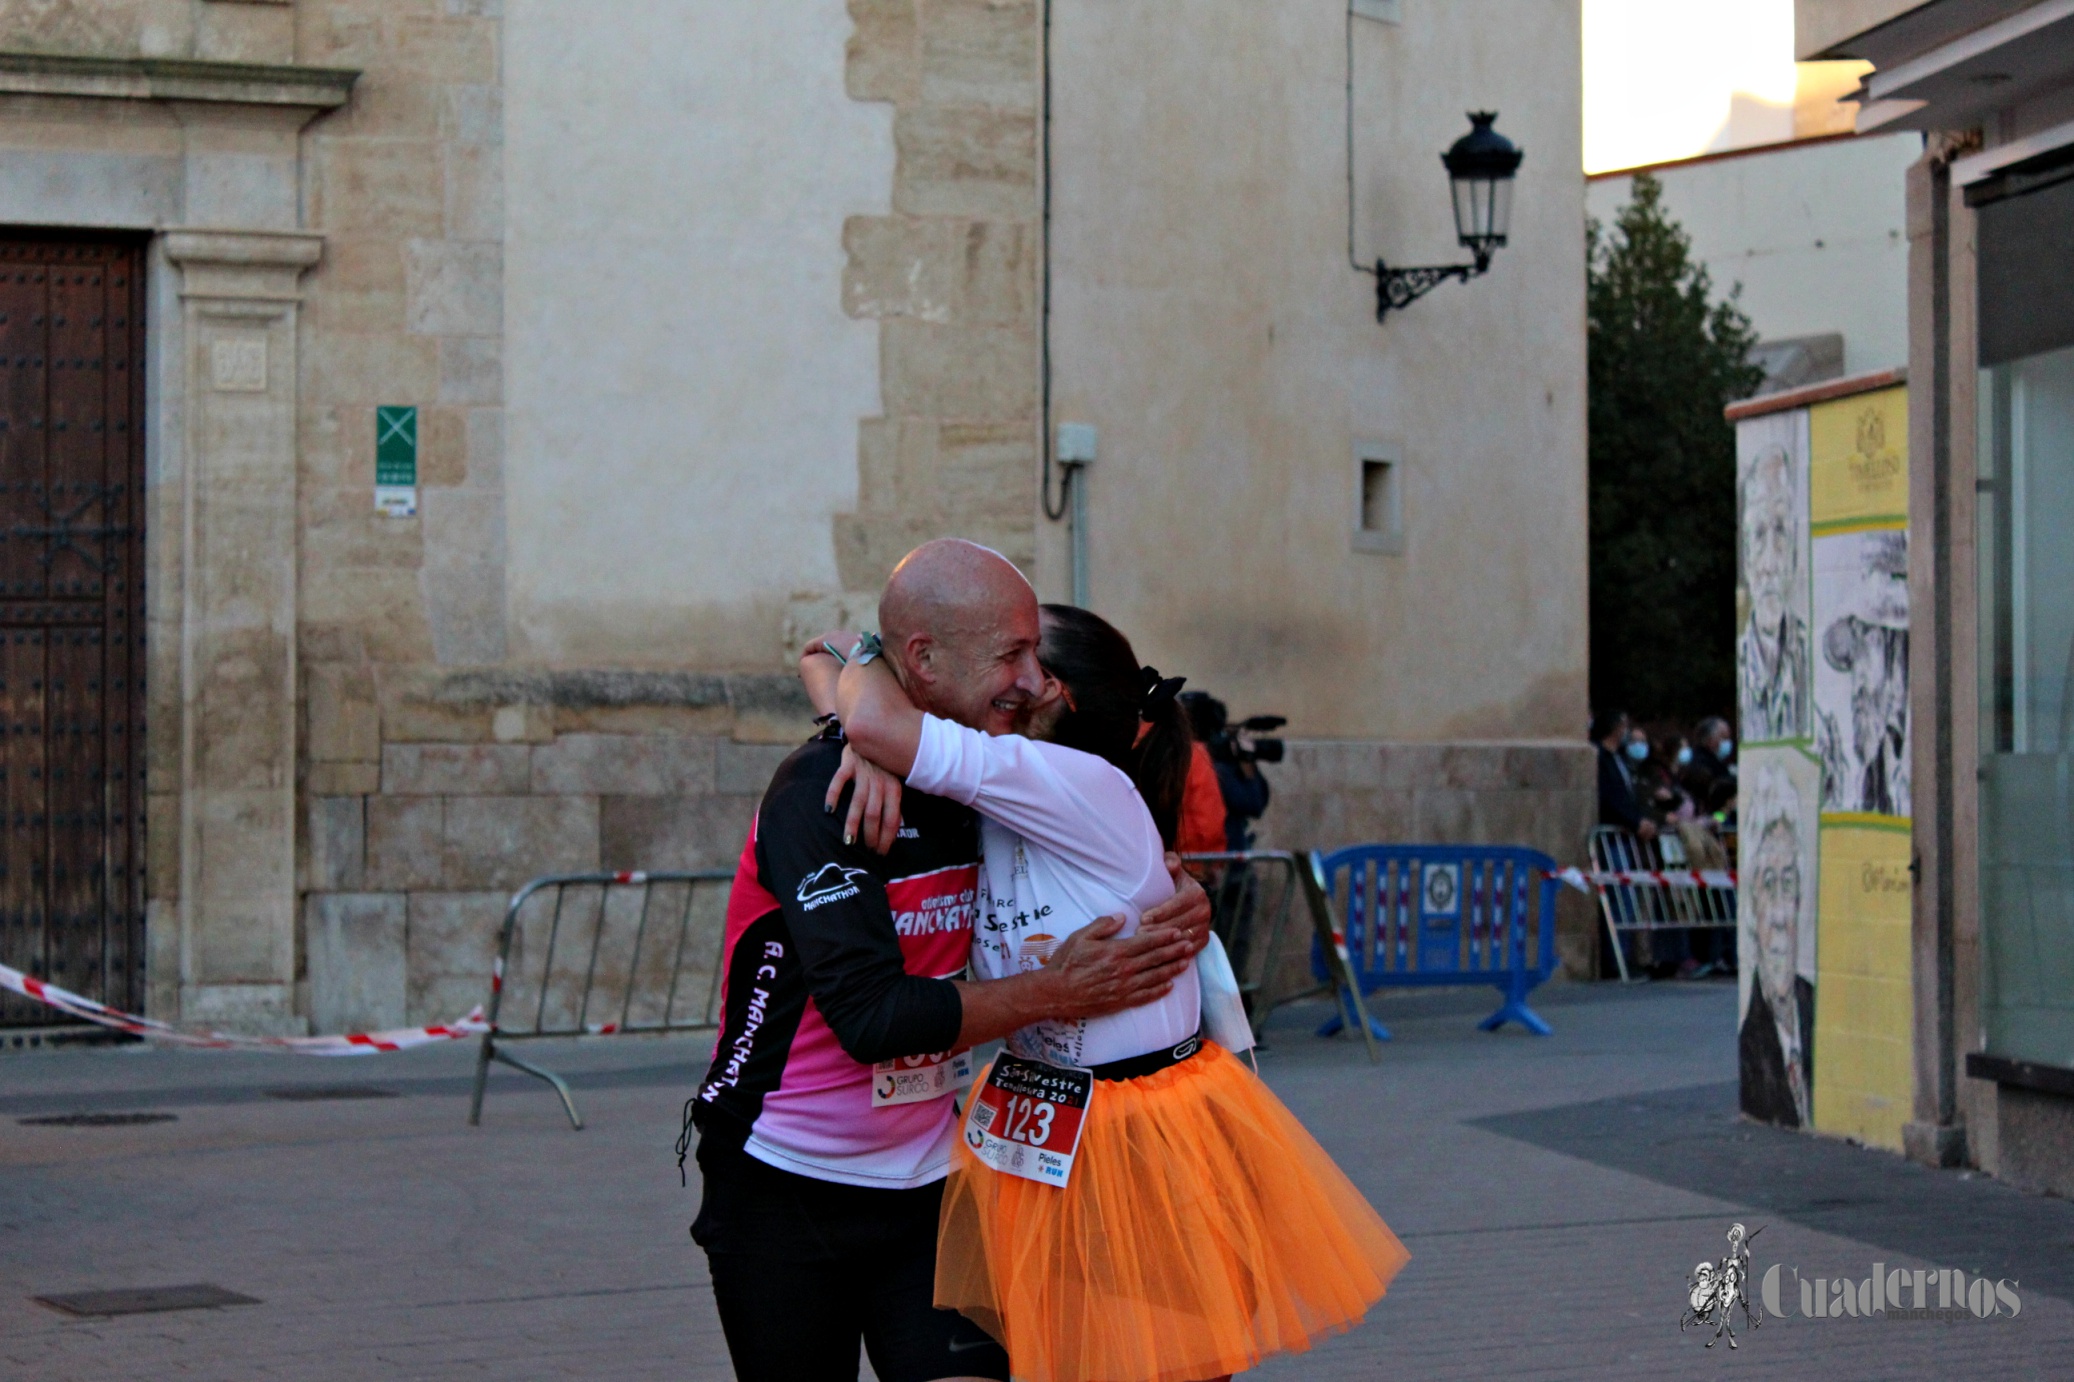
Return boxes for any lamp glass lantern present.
[1441,111,1522,270]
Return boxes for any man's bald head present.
[879,539,1045,734]
[881,539,1034,648]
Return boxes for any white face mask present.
[1718,739,1735,759]
[1676,746,1693,766]
[1625,740,1649,762]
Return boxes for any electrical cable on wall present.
[1040,0,1070,522]
[1347,5,1377,278]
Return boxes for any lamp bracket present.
[1372,254,1491,320]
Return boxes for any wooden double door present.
[0,234,146,1025]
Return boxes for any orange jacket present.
[1178,742,1228,856]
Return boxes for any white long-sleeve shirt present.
[906,713,1198,1068]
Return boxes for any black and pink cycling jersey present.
[692,730,981,1189]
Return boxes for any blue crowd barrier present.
[1310,844,1560,1037]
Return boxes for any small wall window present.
[1352,441,1404,554]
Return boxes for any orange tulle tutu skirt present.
[935,1041,1408,1382]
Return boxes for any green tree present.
[1588,171,1763,724]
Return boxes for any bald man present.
[688,540,1211,1382]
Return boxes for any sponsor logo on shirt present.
[891,883,979,938]
[797,863,870,911]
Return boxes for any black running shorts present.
[694,1146,1009,1382]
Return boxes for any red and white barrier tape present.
[1548,867,1738,893]
[1,960,486,1055]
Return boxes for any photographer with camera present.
[1180,693,1284,851]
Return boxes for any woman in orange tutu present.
[823,603,1407,1382]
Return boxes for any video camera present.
[1210,714,1286,766]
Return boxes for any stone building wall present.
[288,0,525,1029]
[0,2,1599,1033]
[297,0,1059,1030]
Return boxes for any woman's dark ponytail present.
[1037,605,1195,848]
[1132,680,1193,850]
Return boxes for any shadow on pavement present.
[1472,1081,2074,1304]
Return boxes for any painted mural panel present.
[1812,527,1911,816]
[1812,819,1914,1146]
[1734,381,1912,1145]
[1738,746,1822,1128]
[1806,384,1912,1151]
[1737,410,1813,746]
[1808,385,1908,531]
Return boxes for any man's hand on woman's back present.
[1140,853,1212,957]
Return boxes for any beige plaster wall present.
[1043,0,1589,742]
[501,0,892,670]
[1588,133,1916,378]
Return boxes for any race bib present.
[962,1053,1093,1187]
[871,1049,975,1108]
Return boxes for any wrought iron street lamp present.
[1372,111,1523,320]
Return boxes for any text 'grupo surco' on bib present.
[963,1052,1092,1187]
[872,1049,975,1108]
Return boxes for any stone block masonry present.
[300,681,1604,1029]
[298,0,509,687]
[301,671,799,1028]
[823,0,1042,637]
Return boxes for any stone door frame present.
[0,52,355,1031]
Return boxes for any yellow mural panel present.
[1812,820,1913,1149]
[1809,386,1908,533]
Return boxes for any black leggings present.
[707,1246,1007,1382]
[694,1148,1008,1382]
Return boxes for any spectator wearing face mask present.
[1623,724,1716,978]
[1592,710,1657,842]
[1631,728,1695,823]
[1681,716,1738,814]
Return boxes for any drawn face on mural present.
[1822,531,1910,774]
[1748,816,1801,1011]
[1742,446,1796,638]
[1831,622,1908,764]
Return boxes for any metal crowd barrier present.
[1181,850,1383,1062]
[1589,826,1738,983]
[468,870,733,1130]
[473,853,1384,1130]
[1311,844,1561,1036]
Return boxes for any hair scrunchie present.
[1140,665,1187,719]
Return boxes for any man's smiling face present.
[929,602,1047,735]
[881,539,1048,735]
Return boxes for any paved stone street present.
[3,981,2070,1381]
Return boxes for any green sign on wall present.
[376,405,418,517]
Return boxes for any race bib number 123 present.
[962,1053,1093,1187]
